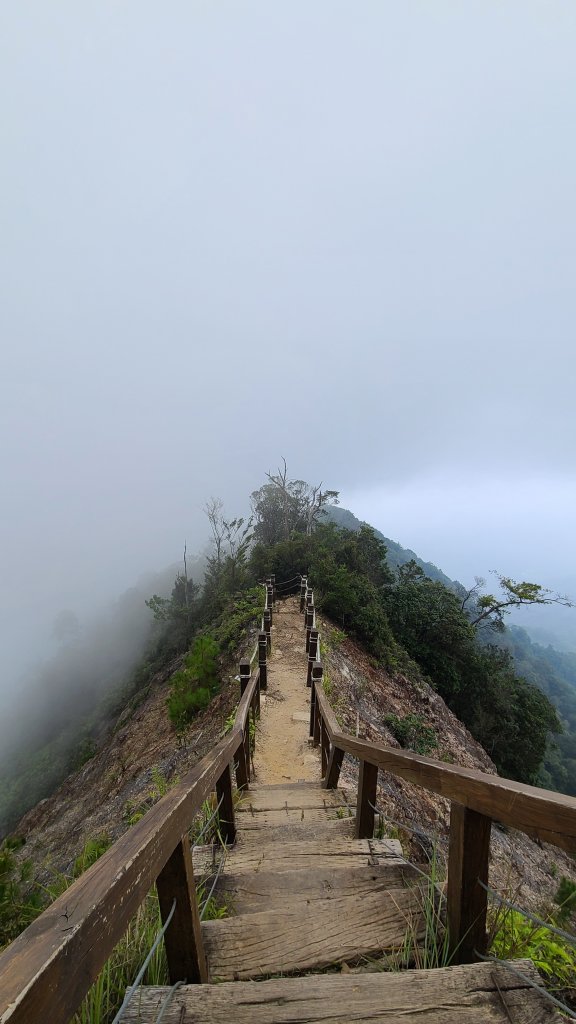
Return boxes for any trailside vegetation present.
[247,469,564,787]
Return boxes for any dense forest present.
[1,469,575,837]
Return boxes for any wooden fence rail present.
[0,586,273,1024]
[303,584,576,964]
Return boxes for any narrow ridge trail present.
[252,595,320,784]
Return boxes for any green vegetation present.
[166,635,220,732]
[0,838,43,949]
[490,908,576,992]
[384,713,438,756]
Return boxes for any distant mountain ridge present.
[325,505,461,590]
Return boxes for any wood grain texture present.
[122,960,562,1023]
[240,784,351,811]
[202,887,426,979]
[211,837,384,874]
[217,863,422,914]
[230,817,356,844]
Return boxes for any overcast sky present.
[1,1,575,689]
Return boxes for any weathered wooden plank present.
[123,960,562,1023]
[241,784,351,810]
[236,806,353,827]
[202,887,427,979]
[217,863,422,914]
[215,837,376,873]
[230,817,356,844]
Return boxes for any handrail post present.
[235,738,249,791]
[356,760,378,839]
[320,717,330,779]
[264,608,272,651]
[266,585,274,625]
[270,574,276,604]
[305,606,314,651]
[447,803,491,963]
[307,629,319,686]
[258,631,268,690]
[324,745,344,790]
[309,672,317,738]
[311,662,322,747]
[216,764,236,845]
[300,576,308,612]
[157,838,209,984]
[239,660,250,696]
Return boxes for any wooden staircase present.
[124,781,559,1022]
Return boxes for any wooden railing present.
[302,576,576,964]
[0,582,275,1024]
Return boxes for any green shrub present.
[491,908,576,991]
[0,840,44,949]
[384,713,438,756]
[166,634,221,731]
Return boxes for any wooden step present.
[124,959,560,1023]
[217,862,423,915]
[231,817,356,842]
[202,885,427,979]
[205,837,403,875]
[236,806,354,828]
[241,784,353,810]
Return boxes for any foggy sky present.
[1,1,576,691]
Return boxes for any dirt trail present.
[252,597,320,785]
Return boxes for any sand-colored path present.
[252,596,321,784]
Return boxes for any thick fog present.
[1,1,576,716]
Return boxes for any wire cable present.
[478,879,576,949]
[154,981,186,1024]
[111,899,177,1024]
[200,847,228,920]
[192,793,224,847]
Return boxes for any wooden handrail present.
[314,687,576,852]
[0,658,263,1024]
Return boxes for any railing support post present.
[216,764,236,845]
[239,660,250,696]
[320,718,330,779]
[235,739,249,791]
[270,574,276,604]
[305,606,314,651]
[157,838,209,984]
[447,803,491,963]
[311,662,322,747]
[324,745,344,789]
[258,631,268,690]
[307,629,319,686]
[356,760,378,839]
[300,577,308,612]
[264,608,272,651]
[266,585,274,625]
